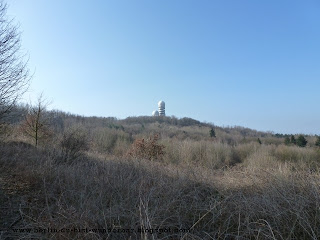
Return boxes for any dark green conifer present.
[284,136,290,145]
[296,135,307,147]
[315,136,320,147]
[209,128,216,138]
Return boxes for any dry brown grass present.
[1,115,320,239]
[1,139,320,239]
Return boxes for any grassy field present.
[1,110,320,239]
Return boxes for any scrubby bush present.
[284,136,290,145]
[92,128,132,154]
[127,134,165,161]
[60,129,89,162]
[291,135,296,145]
[274,144,319,165]
[161,139,249,168]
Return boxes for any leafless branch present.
[0,1,30,122]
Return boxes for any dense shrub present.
[92,128,132,154]
[284,136,290,145]
[127,134,165,161]
[316,136,320,147]
[296,135,308,147]
[60,129,89,162]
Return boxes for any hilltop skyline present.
[7,0,320,134]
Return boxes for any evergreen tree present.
[290,135,296,145]
[284,136,290,145]
[296,135,307,147]
[315,136,320,147]
[209,128,216,138]
[257,138,262,144]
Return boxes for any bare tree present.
[20,94,52,146]
[0,1,30,122]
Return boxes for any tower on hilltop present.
[158,100,165,116]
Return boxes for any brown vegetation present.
[127,134,165,161]
[1,111,320,239]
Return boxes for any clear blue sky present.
[7,0,320,134]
